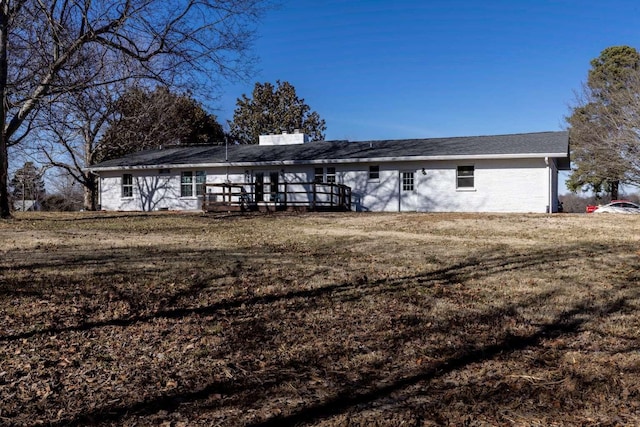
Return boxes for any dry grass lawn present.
[0,211,639,426]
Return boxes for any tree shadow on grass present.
[0,242,623,343]
[49,290,630,427]
[26,242,638,426]
[247,297,628,427]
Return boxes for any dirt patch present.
[1,212,639,426]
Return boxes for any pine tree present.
[566,46,640,198]
[229,81,326,144]
[10,162,46,210]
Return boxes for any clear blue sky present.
[214,0,640,195]
[217,0,640,143]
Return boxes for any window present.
[158,168,171,175]
[195,171,206,196]
[369,165,380,180]
[314,167,337,183]
[122,174,133,198]
[402,172,414,191]
[181,171,206,197]
[326,167,336,183]
[181,172,193,197]
[457,166,474,189]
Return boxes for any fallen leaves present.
[0,212,639,426]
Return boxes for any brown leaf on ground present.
[0,212,639,426]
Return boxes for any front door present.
[399,171,416,211]
[269,172,279,202]
[255,172,264,202]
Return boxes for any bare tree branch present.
[0,0,269,217]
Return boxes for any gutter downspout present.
[398,171,401,212]
[97,174,102,210]
[545,157,552,213]
[225,135,230,183]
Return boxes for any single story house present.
[87,130,570,213]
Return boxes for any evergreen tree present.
[567,46,640,198]
[97,87,225,163]
[10,162,45,208]
[229,81,326,144]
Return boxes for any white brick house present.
[88,131,570,213]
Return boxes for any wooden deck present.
[202,182,352,213]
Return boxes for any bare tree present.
[42,168,84,211]
[35,81,119,211]
[35,83,226,210]
[0,0,267,218]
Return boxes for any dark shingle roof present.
[89,131,569,171]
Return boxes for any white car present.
[592,200,640,214]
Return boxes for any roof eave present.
[88,152,569,172]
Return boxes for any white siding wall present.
[339,158,552,213]
[417,159,551,213]
[340,165,399,212]
[99,169,247,211]
[98,158,555,213]
[99,171,195,211]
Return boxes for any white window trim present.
[121,174,133,199]
[456,165,476,191]
[180,170,206,198]
[401,171,415,192]
[368,165,380,181]
[313,166,337,184]
[326,167,336,184]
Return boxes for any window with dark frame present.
[402,172,414,191]
[326,167,336,183]
[122,174,133,198]
[314,167,324,183]
[457,165,474,188]
[369,165,380,180]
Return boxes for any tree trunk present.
[83,174,97,211]
[609,180,619,200]
[0,7,10,218]
[0,140,8,217]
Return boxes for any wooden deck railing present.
[202,181,351,212]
